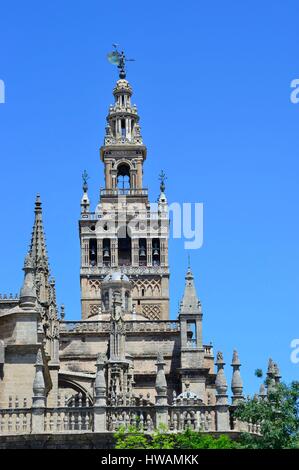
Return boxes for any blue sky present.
[0,1,298,394]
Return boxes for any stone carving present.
[132,278,161,297]
[89,280,101,291]
[142,304,161,320]
[90,304,101,316]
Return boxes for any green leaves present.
[114,425,237,449]
[234,381,299,449]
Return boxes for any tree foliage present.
[235,381,299,449]
[114,425,237,449]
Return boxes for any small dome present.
[102,271,130,283]
[177,390,199,400]
[113,79,132,95]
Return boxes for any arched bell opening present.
[117,163,131,190]
[118,226,132,266]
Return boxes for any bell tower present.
[79,50,170,321]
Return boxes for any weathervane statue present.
[107,44,135,79]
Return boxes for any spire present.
[179,262,202,315]
[19,252,37,309]
[29,195,49,273]
[231,350,244,404]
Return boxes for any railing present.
[232,418,261,435]
[100,188,148,197]
[0,403,261,436]
[44,407,93,432]
[80,265,169,276]
[59,320,180,335]
[169,407,217,432]
[0,293,19,301]
[0,409,32,434]
[107,407,155,432]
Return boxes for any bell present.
[153,243,160,256]
[103,248,110,258]
[139,246,146,257]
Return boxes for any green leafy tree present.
[114,425,237,449]
[114,426,149,449]
[234,381,299,449]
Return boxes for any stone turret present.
[19,253,37,309]
[179,264,206,399]
[231,350,244,404]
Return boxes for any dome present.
[177,390,199,400]
[102,271,130,284]
[113,79,132,95]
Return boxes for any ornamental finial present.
[107,44,135,79]
[159,170,167,193]
[82,170,89,193]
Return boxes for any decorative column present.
[97,239,103,267]
[20,253,37,309]
[136,160,142,189]
[155,352,168,428]
[32,349,46,433]
[132,238,139,267]
[94,353,107,432]
[81,240,89,267]
[147,239,152,266]
[215,351,230,431]
[231,350,244,405]
[111,238,118,267]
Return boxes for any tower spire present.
[29,195,49,273]
[179,263,201,315]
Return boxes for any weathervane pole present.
[107,45,135,79]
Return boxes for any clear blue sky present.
[0,1,298,395]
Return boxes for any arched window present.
[125,292,129,310]
[118,226,132,266]
[103,291,109,311]
[117,164,130,190]
[89,239,97,266]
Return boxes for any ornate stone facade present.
[0,66,279,446]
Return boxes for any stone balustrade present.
[59,320,180,335]
[107,407,155,432]
[0,399,261,436]
[169,406,217,432]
